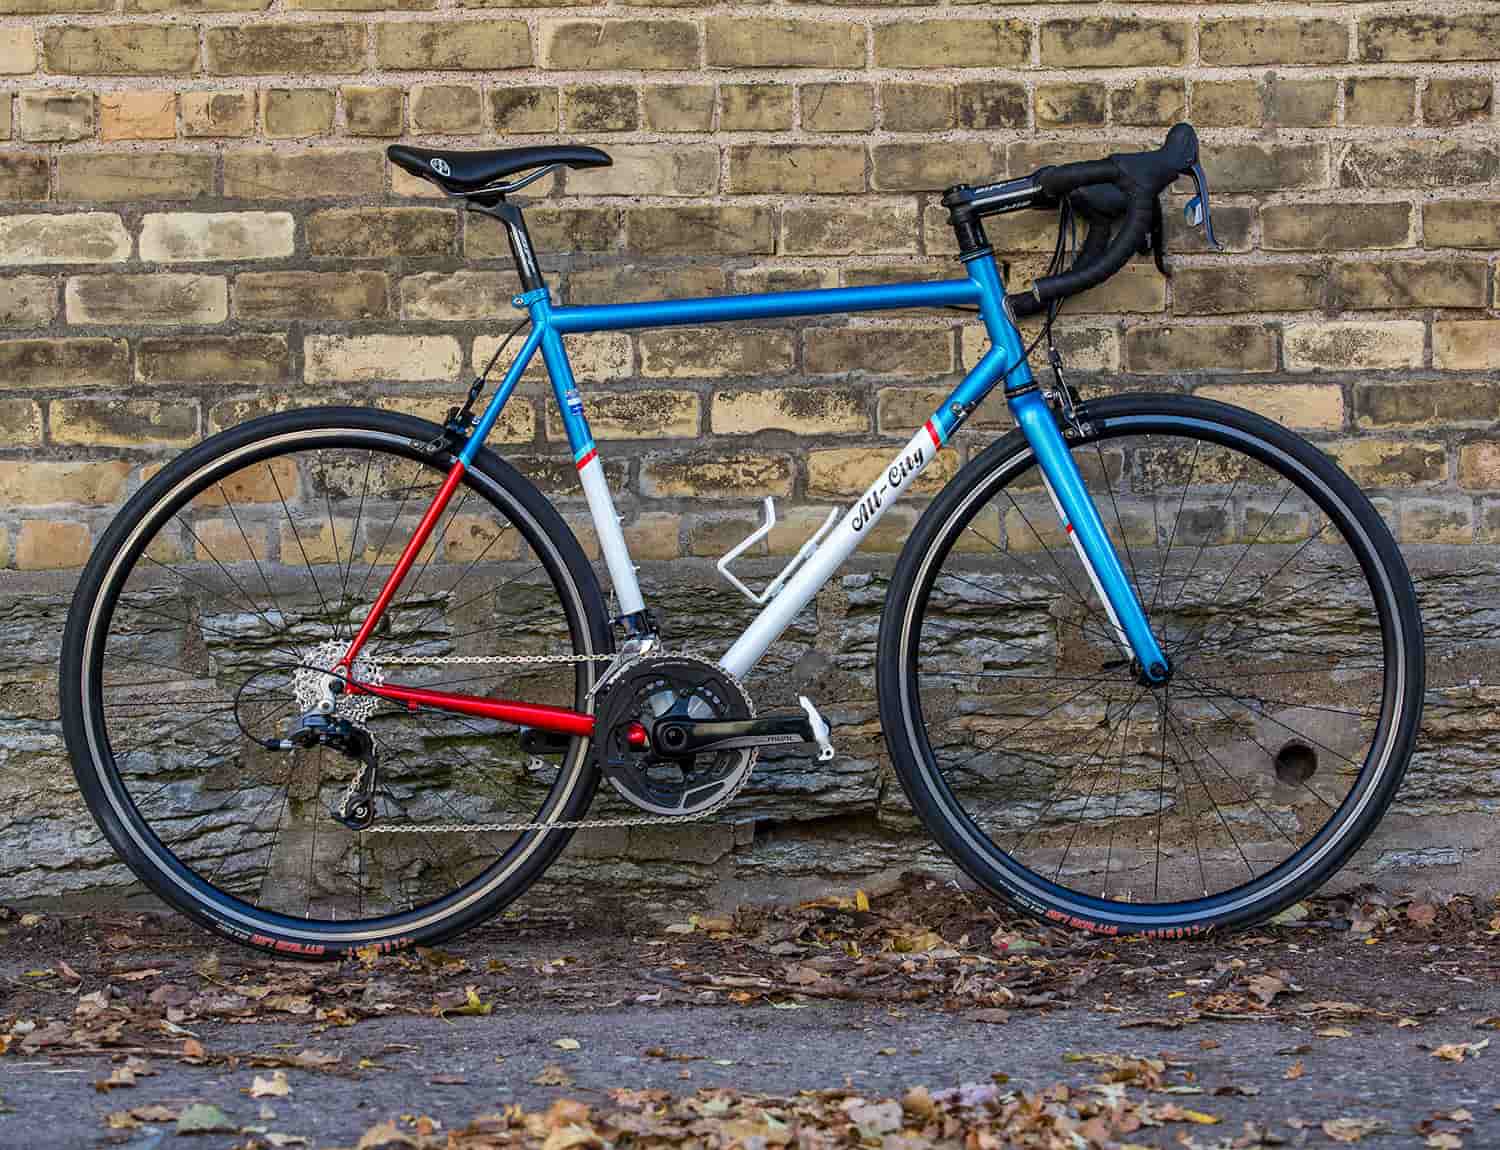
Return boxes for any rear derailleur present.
[265,714,379,831]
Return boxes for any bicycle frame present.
[340,251,1169,733]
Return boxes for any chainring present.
[593,655,756,817]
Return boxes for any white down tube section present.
[719,425,938,679]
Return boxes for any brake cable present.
[430,314,531,454]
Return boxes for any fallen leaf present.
[356,1119,418,1149]
[1432,1039,1490,1063]
[1321,1117,1387,1142]
[94,1065,138,1092]
[1407,903,1439,927]
[262,994,314,1016]
[1246,974,1287,1005]
[1270,902,1310,925]
[1284,1060,1305,1080]
[554,1037,581,1051]
[130,1104,179,1123]
[250,1071,292,1099]
[1154,1104,1219,1125]
[442,987,492,1018]
[531,1063,574,1087]
[176,1103,237,1135]
[1426,1134,1463,1149]
[1317,1027,1353,1039]
[854,889,871,912]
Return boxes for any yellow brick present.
[806,447,955,497]
[1193,384,1345,432]
[16,520,89,570]
[99,91,175,140]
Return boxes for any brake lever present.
[1184,161,1223,251]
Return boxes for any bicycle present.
[60,124,1423,956]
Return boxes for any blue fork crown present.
[1007,387,1171,684]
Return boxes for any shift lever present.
[1184,161,1222,251]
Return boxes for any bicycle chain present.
[358,650,759,835]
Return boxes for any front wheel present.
[878,393,1423,936]
[60,407,611,958]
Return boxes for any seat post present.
[470,198,546,295]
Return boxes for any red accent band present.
[575,448,597,471]
[925,420,942,449]
[1065,523,1075,534]
[354,681,596,737]
[343,461,467,667]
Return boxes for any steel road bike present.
[61,124,1424,955]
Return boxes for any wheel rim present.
[898,407,1410,925]
[77,425,599,943]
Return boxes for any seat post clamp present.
[512,288,550,310]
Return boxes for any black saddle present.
[386,144,611,196]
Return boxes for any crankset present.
[593,655,837,818]
[593,655,757,817]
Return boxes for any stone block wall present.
[0,1,1498,908]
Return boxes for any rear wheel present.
[878,394,1423,935]
[60,407,610,957]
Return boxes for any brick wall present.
[1,2,1498,906]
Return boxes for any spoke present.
[111,597,299,656]
[1009,684,1146,857]
[1176,482,1297,624]
[1150,441,1200,616]
[317,454,349,640]
[306,750,325,919]
[1166,476,1239,614]
[252,765,297,907]
[935,568,1122,651]
[368,488,474,662]
[1171,594,1378,662]
[1162,706,1255,884]
[938,673,1126,778]
[1091,438,1146,621]
[212,758,293,885]
[1054,694,1135,886]
[1152,685,1170,902]
[1189,661,1386,680]
[999,491,1123,641]
[143,548,283,644]
[1101,693,1137,899]
[1168,519,1338,657]
[1164,703,1300,850]
[350,469,445,607]
[398,520,515,641]
[339,450,375,623]
[1170,682,1333,831]
[963,520,1119,637]
[269,463,336,631]
[377,746,485,895]
[1176,681,1371,719]
[216,480,300,645]
[1177,668,1361,771]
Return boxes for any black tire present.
[877,393,1424,936]
[60,407,611,958]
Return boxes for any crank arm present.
[651,710,817,758]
